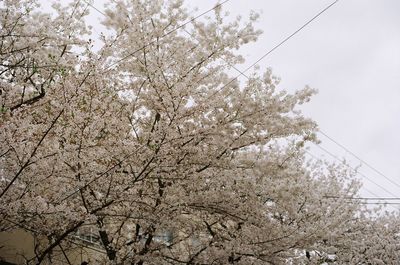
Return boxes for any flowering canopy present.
[1,0,399,264]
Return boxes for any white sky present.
[190,1,400,205]
[40,1,400,206]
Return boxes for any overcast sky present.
[41,1,400,206]
[188,0,400,204]
[238,0,400,202]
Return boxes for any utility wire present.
[182,27,250,79]
[217,0,339,90]
[95,0,232,71]
[202,0,400,199]
[216,0,400,209]
[324,196,400,200]
[319,129,400,190]
[356,202,400,205]
[307,150,399,210]
[314,144,398,198]
[182,0,400,203]
[67,1,399,206]
[82,0,107,16]
[243,0,339,73]
[193,0,400,201]
[304,150,383,198]
[86,0,400,197]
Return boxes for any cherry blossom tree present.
[1,0,399,264]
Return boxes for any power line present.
[82,0,106,16]
[216,0,339,90]
[356,202,400,205]
[98,0,231,71]
[199,0,392,202]
[182,27,251,79]
[319,129,400,190]
[243,0,339,73]
[195,0,400,200]
[304,150,383,197]
[314,144,398,198]
[212,0,400,208]
[324,196,400,200]
[203,0,399,203]
[63,1,399,207]
[87,0,400,198]
[304,149,399,212]
[306,150,399,210]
